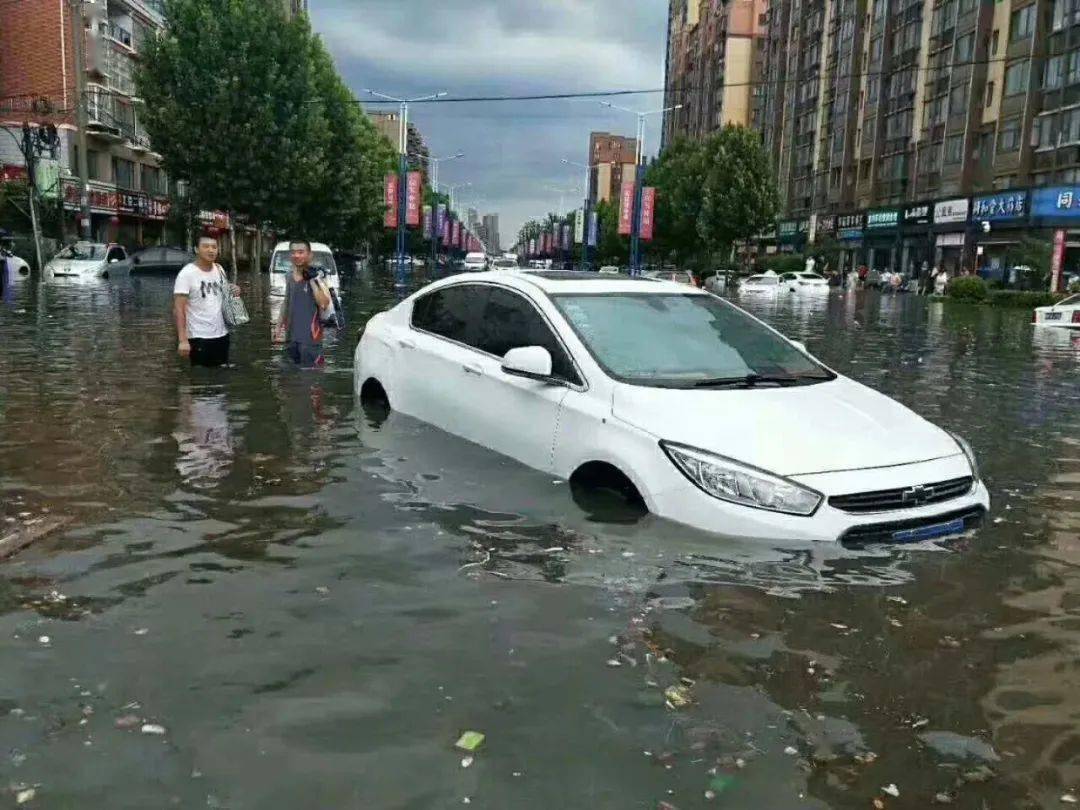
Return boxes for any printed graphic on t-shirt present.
[198,279,223,299]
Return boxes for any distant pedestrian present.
[173,234,239,368]
[275,239,331,369]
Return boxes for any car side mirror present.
[502,346,554,381]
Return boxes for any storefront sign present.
[936,233,965,247]
[145,197,170,220]
[903,203,931,226]
[866,209,900,230]
[816,214,837,236]
[837,213,863,240]
[1031,186,1080,218]
[971,191,1028,221]
[116,190,146,216]
[1051,229,1066,292]
[574,208,585,244]
[933,198,969,224]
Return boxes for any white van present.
[269,241,341,298]
[463,252,488,272]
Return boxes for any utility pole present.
[20,125,44,274]
[69,0,92,241]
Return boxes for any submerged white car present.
[44,242,127,280]
[269,241,341,298]
[1033,293,1080,329]
[355,271,989,543]
[780,272,830,292]
[740,273,782,294]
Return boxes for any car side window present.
[107,247,126,262]
[411,285,487,348]
[477,288,581,385]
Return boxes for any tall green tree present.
[594,199,628,266]
[645,137,705,266]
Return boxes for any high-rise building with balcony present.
[699,0,1080,284]
[662,0,767,147]
[0,0,170,245]
[588,131,639,204]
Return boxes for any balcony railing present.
[107,22,133,48]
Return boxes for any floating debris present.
[455,731,485,752]
[882,784,900,798]
[664,685,692,709]
[140,723,166,736]
[114,714,141,729]
[37,636,50,645]
[460,756,473,769]
[15,788,35,804]
[933,792,955,804]
[1062,794,1078,805]
[784,746,799,756]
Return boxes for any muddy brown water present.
[1,270,1078,808]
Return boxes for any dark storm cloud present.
[310,0,668,242]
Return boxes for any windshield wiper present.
[692,373,801,389]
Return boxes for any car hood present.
[611,377,960,476]
[48,259,104,273]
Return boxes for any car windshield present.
[1059,294,1080,306]
[552,293,833,388]
[56,243,107,261]
[271,250,335,274]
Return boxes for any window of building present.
[991,29,1000,55]
[1062,106,1080,142]
[1004,61,1030,95]
[1046,55,1064,88]
[1011,4,1036,39]
[985,80,996,107]
[998,118,1022,151]
[960,0,976,12]
[142,165,166,195]
[945,134,964,162]
[112,158,135,190]
[1053,0,1080,30]
[1068,50,1080,84]
[949,84,969,115]
[955,33,975,62]
[1035,112,1058,147]
[87,150,106,182]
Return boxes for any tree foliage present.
[136,0,394,247]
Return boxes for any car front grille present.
[840,506,987,546]
[829,476,974,514]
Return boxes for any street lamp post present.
[561,158,601,271]
[364,89,447,286]
[600,101,682,276]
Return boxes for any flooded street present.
[1,271,1079,808]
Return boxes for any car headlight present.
[949,432,980,483]
[661,442,823,517]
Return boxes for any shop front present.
[971,190,1029,282]
[1029,186,1080,291]
[836,213,864,272]
[864,208,901,273]
[776,219,808,254]
[932,197,970,275]
[900,202,933,281]
[62,179,171,248]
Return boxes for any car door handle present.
[462,363,484,376]
[398,338,416,350]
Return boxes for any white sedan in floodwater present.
[1033,294,1080,329]
[354,270,989,543]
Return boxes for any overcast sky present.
[310,0,669,246]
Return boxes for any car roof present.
[419,269,705,297]
[272,241,333,252]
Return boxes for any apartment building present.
[0,0,171,245]
[744,0,1080,282]
[588,131,638,204]
[662,0,767,146]
[482,213,500,252]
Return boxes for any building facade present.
[368,111,429,180]
[0,0,172,245]
[662,0,767,147]
[588,131,638,204]
[482,213,500,252]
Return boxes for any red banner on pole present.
[406,172,422,227]
[618,181,635,236]
[443,219,452,247]
[453,221,461,248]
[640,187,656,242]
[1051,229,1066,292]
[384,174,399,228]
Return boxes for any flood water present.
[1,270,1078,808]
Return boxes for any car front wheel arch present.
[569,461,648,520]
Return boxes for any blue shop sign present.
[971,191,1028,222]
[1031,186,1080,218]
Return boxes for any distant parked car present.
[45,242,127,280]
[646,269,699,287]
[464,252,489,272]
[120,245,195,275]
[739,273,782,295]
[780,272,830,293]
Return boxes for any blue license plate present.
[892,518,966,543]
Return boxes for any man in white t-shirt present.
[173,235,240,367]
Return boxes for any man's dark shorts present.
[286,341,324,369]
[189,335,230,368]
